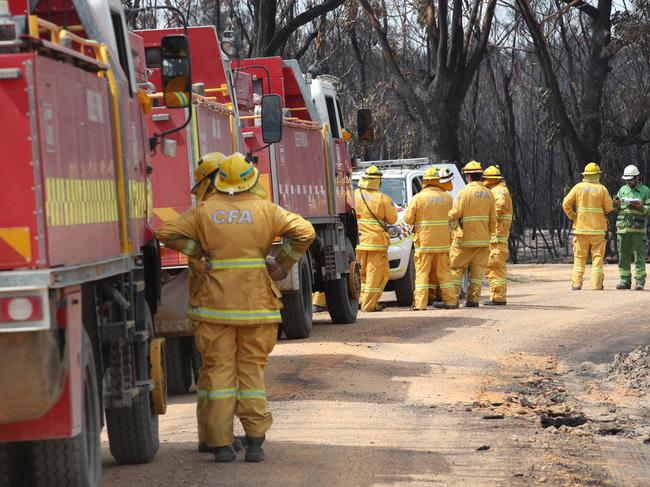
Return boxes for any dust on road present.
[102,264,650,486]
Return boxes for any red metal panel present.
[0,287,83,441]
[35,56,121,266]
[7,0,28,14]
[196,103,234,156]
[0,53,43,270]
[125,98,150,251]
[274,125,329,217]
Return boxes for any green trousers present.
[617,233,647,285]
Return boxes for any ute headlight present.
[387,225,401,239]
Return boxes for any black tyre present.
[191,339,202,386]
[394,248,415,307]
[325,238,359,324]
[280,255,313,339]
[30,330,101,487]
[165,336,193,395]
[105,301,159,465]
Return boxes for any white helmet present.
[623,164,640,180]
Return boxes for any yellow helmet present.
[191,152,225,198]
[463,160,483,174]
[483,165,503,179]
[364,165,383,179]
[216,152,259,194]
[582,162,601,175]
[423,167,440,180]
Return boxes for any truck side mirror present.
[261,94,283,144]
[160,34,192,109]
[357,108,374,143]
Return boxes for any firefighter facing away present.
[449,161,497,307]
[483,166,513,305]
[157,152,315,463]
[403,166,458,309]
[354,165,398,312]
[562,162,614,290]
[613,164,650,290]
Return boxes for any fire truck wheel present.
[165,337,194,395]
[191,339,202,386]
[324,238,359,324]
[280,255,313,339]
[394,249,415,307]
[106,301,160,465]
[31,330,101,486]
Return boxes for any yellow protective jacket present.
[354,188,398,251]
[157,191,315,326]
[562,181,614,235]
[490,182,513,243]
[403,186,453,252]
[449,181,497,247]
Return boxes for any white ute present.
[352,158,465,306]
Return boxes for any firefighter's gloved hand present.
[266,256,289,281]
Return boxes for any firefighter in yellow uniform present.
[449,161,497,307]
[562,162,614,290]
[354,165,398,312]
[403,167,458,309]
[483,166,513,305]
[157,153,315,463]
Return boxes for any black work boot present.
[213,445,237,463]
[465,301,479,308]
[245,436,266,463]
[433,301,459,309]
[199,436,246,453]
[616,281,631,290]
[482,300,506,306]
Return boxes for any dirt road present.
[102,264,650,486]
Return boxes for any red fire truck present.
[137,27,363,393]
[0,0,196,483]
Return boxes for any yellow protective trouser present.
[572,234,606,289]
[487,242,509,302]
[449,244,489,303]
[194,322,278,447]
[357,249,389,311]
[413,252,457,309]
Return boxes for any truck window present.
[412,176,423,195]
[325,96,340,138]
[145,47,162,68]
[335,98,345,129]
[111,12,133,97]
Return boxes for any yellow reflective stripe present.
[415,245,450,251]
[439,283,456,289]
[463,216,489,222]
[574,229,606,234]
[357,244,388,250]
[416,284,437,289]
[490,279,508,284]
[197,388,237,400]
[415,220,447,226]
[358,218,383,225]
[577,207,604,213]
[238,389,266,400]
[209,258,266,269]
[463,240,490,245]
[189,307,281,321]
[496,237,509,243]
[592,268,604,273]
[469,278,483,284]
[497,214,513,220]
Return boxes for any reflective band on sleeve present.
[238,389,267,400]
[183,239,197,255]
[197,388,237,400]
[497,214,513,220]
[496,237,509,243]
[282,244,302,261]
[209,258,266,269]
[189,307,281,322]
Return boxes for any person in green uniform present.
[613,165,650,290]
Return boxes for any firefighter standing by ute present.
[449,161,497,307]
[613,164,650,290]
[403,167,458,309]
[157,152,315,463]
[562,162,614,290]
[483,166,513,305]
[355,165,398,312]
